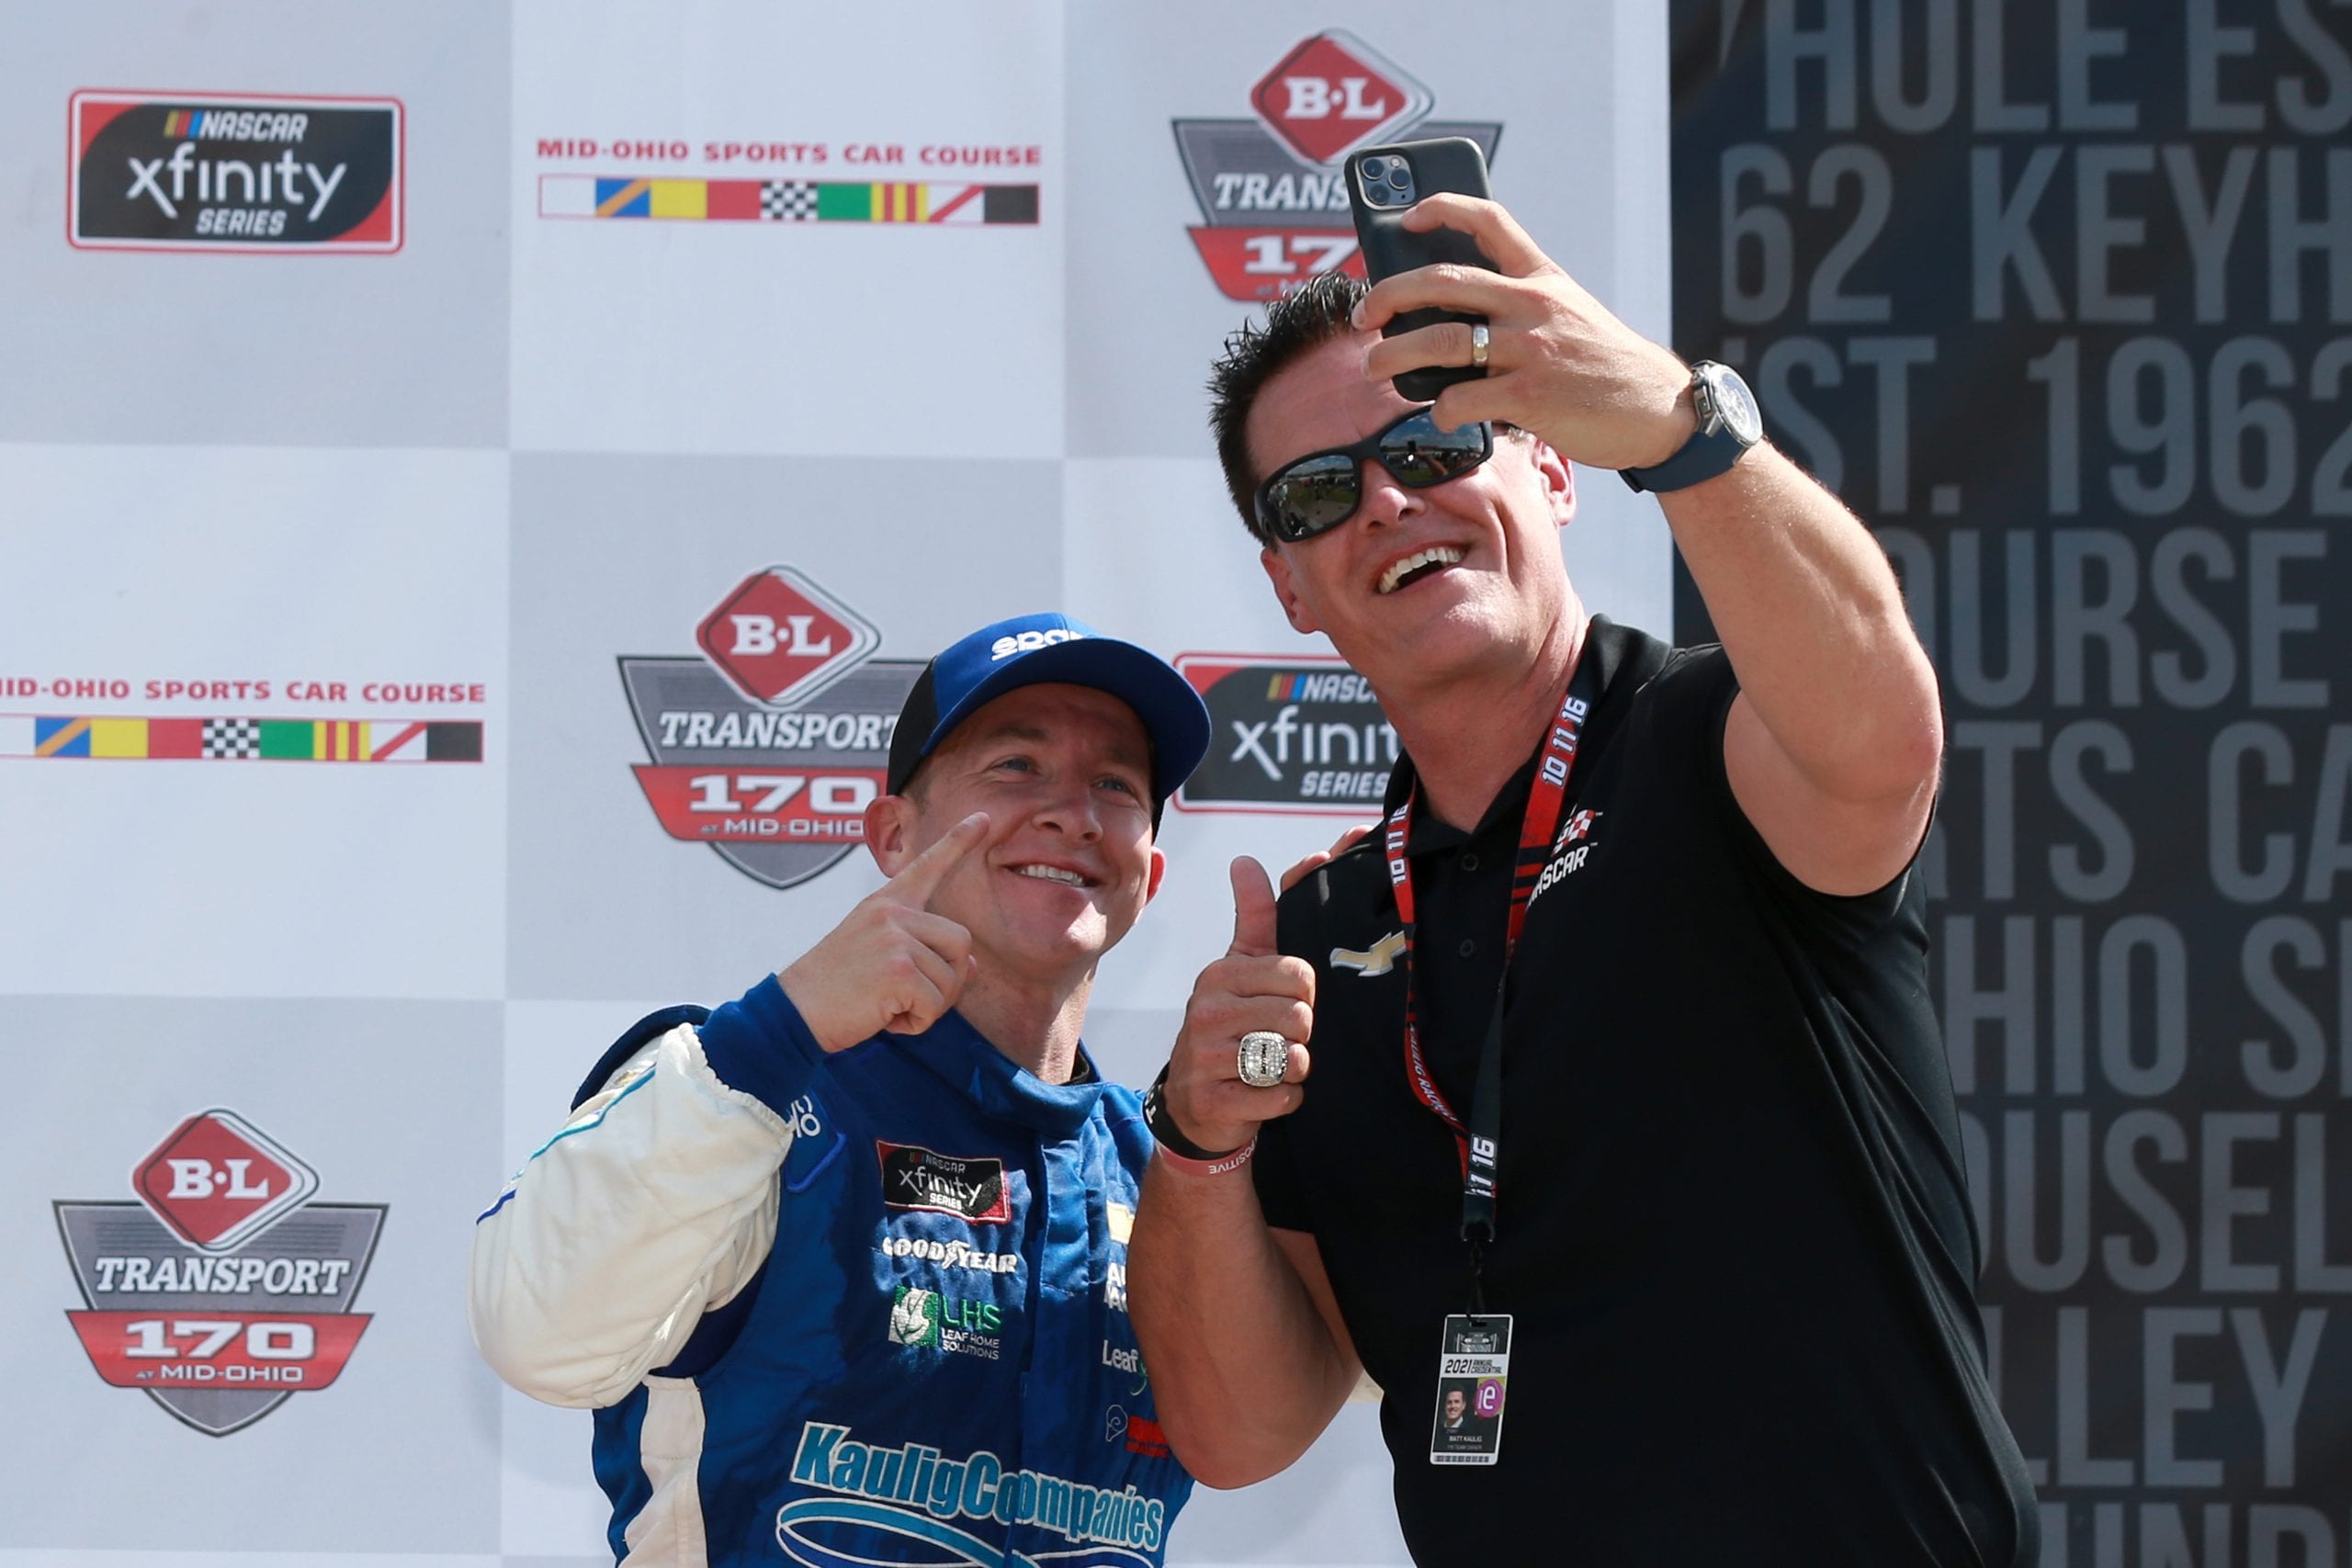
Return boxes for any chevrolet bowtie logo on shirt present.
[1330,930,1406,976]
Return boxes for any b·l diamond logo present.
[695,566,881,708]
[1172,31,1500,301]
[134,1109,319,1252]
[1248,31,1432,166]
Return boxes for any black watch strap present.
[1620,361,1762,494]
[1143,1063,1248,1162]
[1619,421,1749,493]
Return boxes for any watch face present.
[1699,363,1764,445]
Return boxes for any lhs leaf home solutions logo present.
[620,567,922,890]
[55,1110,385,1437]
[1171,30,1499,301]
[70,90,402,252]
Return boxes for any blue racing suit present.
[469,976,1192,1567]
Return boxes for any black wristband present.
[1143,1063,1248,1162]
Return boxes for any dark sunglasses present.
[1253,406,1496,544]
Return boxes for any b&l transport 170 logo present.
[1171,652,1398,817]
[69,91,402,252]
[55,1110,385,1437]
[1173,29,1500,300]
[621,568,922,889]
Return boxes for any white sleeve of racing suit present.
[467,1020,793,1408]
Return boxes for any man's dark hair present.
[1207,270,1369,546]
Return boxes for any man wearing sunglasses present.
[1128,197,2037,1566]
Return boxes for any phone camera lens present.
[1387,167,1411,190]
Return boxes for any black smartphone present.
[1346,137,1497,403]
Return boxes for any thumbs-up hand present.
[1229,852,1282,956]
[779,812,990,1054]
[1159,856,1318,1156]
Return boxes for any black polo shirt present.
[1255,618,2038,1567]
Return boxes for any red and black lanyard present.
[1383,646,1601,1310]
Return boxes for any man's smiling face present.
[1247,333,1575,702]
[878,682,1164,987]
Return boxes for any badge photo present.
[1430,1313,1510,1466]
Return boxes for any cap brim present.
[924,637,1211,806]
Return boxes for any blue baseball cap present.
[886,613,1211,821]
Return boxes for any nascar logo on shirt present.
[1529,810,1605,908]
[877,1142,1010,1223]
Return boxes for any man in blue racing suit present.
[470,612,1213,1568]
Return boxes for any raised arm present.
[1128,857,1362,1486]
[467,814,992,1406]
[1358,196,1941,895]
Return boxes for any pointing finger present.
[879,812,990,908]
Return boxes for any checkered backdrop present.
[0,4,1670,1564]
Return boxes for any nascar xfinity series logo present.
[70,91,402,252]
[1172,29,1499,300]
[54,1110,384,1436]
[620,567,922,889]
[1171,653,1398,816]
[878,1142,1010,1223]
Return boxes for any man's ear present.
[1261,544,1321,635]
[1529,435,1577,528]
[1142,843,1167,907]
[865,794,918,878]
